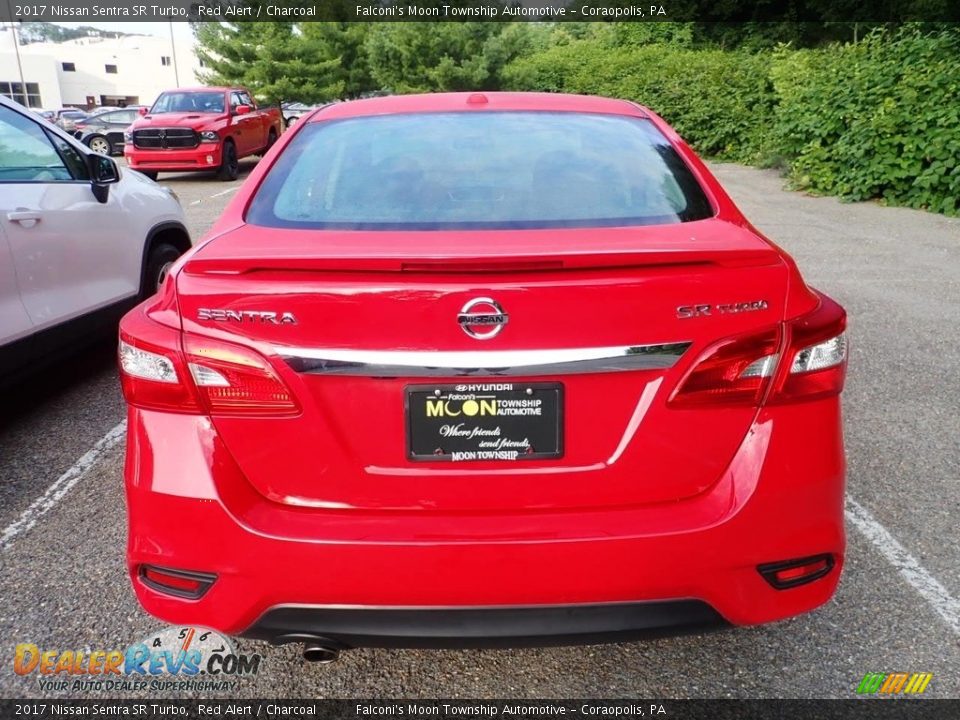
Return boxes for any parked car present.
[74,107,141,155]
[0,95,191,384]
[280,101,315,127]
[53,108,89,133]
[85,105,146,118]
[117,92,847,660]
[34,109,57,122]
[124,87,283,181]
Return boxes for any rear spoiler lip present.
[182,249,782,276]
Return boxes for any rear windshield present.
[151,92,224,114]
[247,112,714,231]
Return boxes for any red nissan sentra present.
[118,92,847,660]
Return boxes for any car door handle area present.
[7,210,42,227]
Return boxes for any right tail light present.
[770,293,847,403]
[670,293,847,407]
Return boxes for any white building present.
[0,27,204,111]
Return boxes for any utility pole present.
[5,0,28,106]
[169,20,181,87]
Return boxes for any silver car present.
[0,96,192,383]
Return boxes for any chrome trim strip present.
[280,342,691,377]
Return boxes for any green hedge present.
[504,29,960,216]
[771,30,960,215]
[503,41,775,164]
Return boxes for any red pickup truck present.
[124,87,283,181]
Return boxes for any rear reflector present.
[758,554,835,590]
[139,565,216,599]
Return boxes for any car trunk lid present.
[177,219,790,512]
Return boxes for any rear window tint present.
[247,112,714,231]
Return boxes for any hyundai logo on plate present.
[457,297,508,340]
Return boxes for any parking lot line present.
[846,496,960,635]
[184,185,240,208]
[0,421,126,553]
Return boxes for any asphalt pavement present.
[0,160,957,699]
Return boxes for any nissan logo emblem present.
[457,297,508,340]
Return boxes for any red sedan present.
[118,92,847,661]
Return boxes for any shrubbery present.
[504,27,960,216]
[503,41,776,163]
[771,29,960,215]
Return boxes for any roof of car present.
[164,87,236,93]
[311,92,650,121]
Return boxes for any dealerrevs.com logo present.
[14,627,260,693]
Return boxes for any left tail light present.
[119,313,200,413]
[182,334,300,416]
[119,309,299,416]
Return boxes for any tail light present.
[771,293,847,403]
[183,334,300,416]
[668,327,781,406]
[119,324,200,413]
[670,292,846,407]
[119,308,299,416]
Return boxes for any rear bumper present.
[124,145,222,172]
[244,602,728,649]
[124,399,845,646]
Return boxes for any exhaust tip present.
[303,644,340,663]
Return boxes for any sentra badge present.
[198,308,297,324]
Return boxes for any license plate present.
[406,382,563,462]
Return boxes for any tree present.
[364,23,535,93]
[194,22,346,104]
[300,23,375,99]
[613,22,695,48]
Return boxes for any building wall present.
[0,50,62,109]
[0,29,203,111]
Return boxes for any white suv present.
[0,96,191,382]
